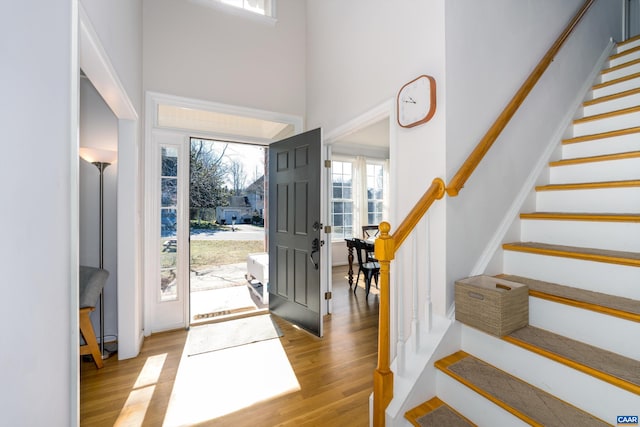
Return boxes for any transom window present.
[220,0,272,16]
[192,0,276,20]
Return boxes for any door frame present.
[79,3,141,362]
[323,100,397,314]
[144,92,304,333]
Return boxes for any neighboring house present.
[245,175,265,218]
[5,0,637,425]
[215,195,254,224]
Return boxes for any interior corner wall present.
[443,0,623,307]
[80,78,119,342]
[142,0,306,117]
[0,1,76,425]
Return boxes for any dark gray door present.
[268,128,323,337]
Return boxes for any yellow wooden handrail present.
[372,1,596,425]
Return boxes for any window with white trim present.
[366,163,384,226]
[331,161,354,240]
[331,157,388,242]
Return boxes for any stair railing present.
[371,1,596,425]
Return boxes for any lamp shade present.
[79,147,118,164]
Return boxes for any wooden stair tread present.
[503,326,640,395]
[405,397,475,427]
[502,241,640,267]
[602,57,640,75]
[592,71,640,91]
[562,126,640,144]
[617,34,640,48]
[535,179,640,191]
[549,151,640,167]
[499,274,640,322]
[609,44,640,61]
[574,105,640,124]
[435,351,609,426]
[520,212,640,222]
[584,87,640,107]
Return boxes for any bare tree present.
[190,140,229,223]
[228,159,247,195]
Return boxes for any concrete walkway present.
[190,262,267,324]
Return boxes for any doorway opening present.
[188,137,269,324]
[324,102,393,312]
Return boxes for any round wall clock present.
[397,75,436,128]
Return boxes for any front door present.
[268,128,323,337]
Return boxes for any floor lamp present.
[80,147,117,359]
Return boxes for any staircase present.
[405,37,640,426]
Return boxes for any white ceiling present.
[334,118,389,148]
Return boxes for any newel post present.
[373,221,395,427]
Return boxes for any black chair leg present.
[365,271,375,298]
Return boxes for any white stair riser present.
[562,133,640,158]
[573,111,640,137]
[503,250,640,299]
[601,61,640,82]
[608,49,640,68]
[549,157,640,184]
[592,76,640,98]
[617,39,640,53]
[462,325,640,422]
[536,186,640,213]
[436,370,530,427]
[520,219,640,252]
[583,92,640,116]
[529,297,640,360]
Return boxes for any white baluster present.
[412,230,420,351]
[424,213,433,333]
[395,244,405,375]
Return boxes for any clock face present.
[397,75,436,128]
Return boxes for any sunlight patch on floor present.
[114,353,167,427]
[162,338,300,426]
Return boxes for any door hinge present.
[324,291,332,300]
[324,160,331,168]
[324,225,332,233]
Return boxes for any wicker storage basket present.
[455,275,529,336]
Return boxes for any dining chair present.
[362,224,379,240]
[361,224,379,262]
[79,265,109,369]
[353,238,380,298]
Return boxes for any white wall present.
[306,0,448,325]
[443,0,623,307]
[0,1,77,425]
[143,0,306,116]
[79,78,119,342]
[80,0,144,111]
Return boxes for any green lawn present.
[189,240,265,270]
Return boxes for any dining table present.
[344,238,375,288]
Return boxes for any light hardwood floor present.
[80,266,379,426]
